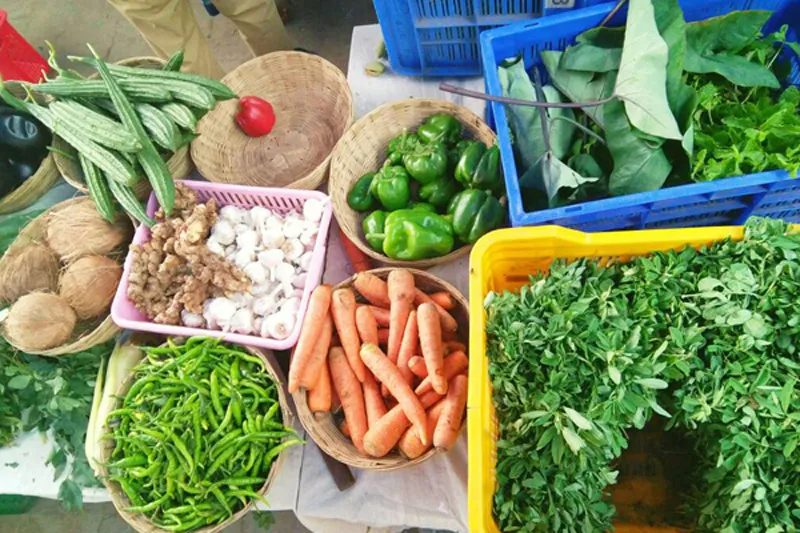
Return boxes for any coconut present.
[4,293,77,351]
[0,243,60,303]
[59,256,122,319]
[46,200,131,262]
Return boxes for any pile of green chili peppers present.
[106,337,302,532]
[347,113,505,261]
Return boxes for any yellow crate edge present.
[467,225,747,533]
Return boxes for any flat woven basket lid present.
[192,51,354,189]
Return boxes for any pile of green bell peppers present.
[346,112,506,260]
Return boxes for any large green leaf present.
[542,51,616,128]
[604,99,672,196]
[615,0,682,141]
[498,58,575,176]
[561,27,625,72]
[684,10,780,88]
[520,152,600,207]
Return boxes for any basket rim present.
[0,153,60,215]
[99,343,293,533]
[328,98,497,269]
[292,267,468,470]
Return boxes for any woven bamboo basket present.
[99,345,293,533]
[329,99,497,269]
[292,268,468,471]
[191,51,353,190]
[53,57,194,198]
[0,82,60,214]
[0,197,129,356]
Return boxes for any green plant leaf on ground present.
[615,0,683,141]
[684,10,780,88]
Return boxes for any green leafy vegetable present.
[615,0,682,140]
[541,51,615,128]
[561,27,625,73]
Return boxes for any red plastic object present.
[0,10,49,82]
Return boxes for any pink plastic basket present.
[111,180,333,350]
[0,10,49,83]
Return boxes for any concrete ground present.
[1,0,377,531]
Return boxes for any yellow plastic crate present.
[467,225,746,533]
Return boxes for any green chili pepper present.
[262,439,304,466]
[110,475,146,507]
[347,172,376,212]
[403,142,448,184]
[125,493,171,513]
[210,370,225,417]
[108,453,148,470]
[362,210,387,252]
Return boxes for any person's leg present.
[106,0,225,79]
[213,0,295,57]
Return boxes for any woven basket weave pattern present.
[191,51,353,190]
[292,268,468,471]
[329,99,497,268]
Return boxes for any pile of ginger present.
[127,184,250,325]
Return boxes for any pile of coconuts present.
[0,199,131,352]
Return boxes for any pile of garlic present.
[180,198,325,340]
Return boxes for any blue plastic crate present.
[481,0,800,230]
[373,0,610,76]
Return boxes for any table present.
[291,24,483,533]
[0,23,483,532]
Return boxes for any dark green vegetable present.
[418,176,460,211]
[386,131,419,165]
[447,189,503,244]
[370,166,411,211]
[362,210,387,251]
[402,141,448,184]
[107,338,300,530]
[454,142,502,192]
[347,172,376,212]
[486,218,800,532]
[382,208,454,260]
[416,113,463,145]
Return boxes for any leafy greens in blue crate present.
[498,0,800,211]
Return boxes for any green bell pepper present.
[370,166,411,211]
[387,131,419,165]
[362,211,387,251]
[347,172,376,212]
[455,142,502,192]
[402,142,448,184]
[407,201,437,213]
[419,176,460,211]
[447,189,503,244]
[383,209,455,260]
[417,114,463,146]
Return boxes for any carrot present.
[408,356,428,378]
[355,305,379,346]
[361,305,390,327]
[433,374,468,450]
[307,356,332,413]
[331,382,342,413]
[362,373,387,428]
[339,419,351,438]
[396,309,418,385]
[359,343,428,445]
[353,272,390,307]
[429,291,455,310]
[398,400,445,459]
[377,328,390,346]
[387,270,415,364]
[331,288,367,382]
[329,347,368,453]
[415,350,468,395]
[418,303,447,395]
[288,285,333,393]
[298,314,334,390]
[414,289,458,332]
[362,390,442,458]
[442,328,459,342]
[444,341,467,355]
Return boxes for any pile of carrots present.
[288,269,469,459]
